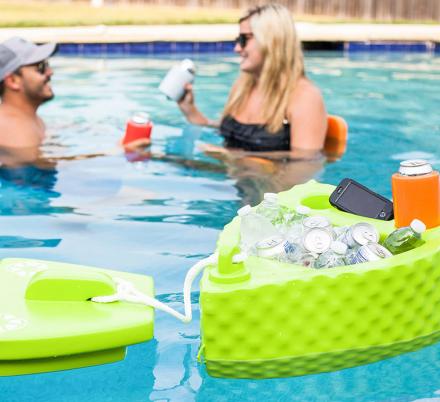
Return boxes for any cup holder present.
[301,195,332,210]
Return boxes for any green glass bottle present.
[383,219,426,255]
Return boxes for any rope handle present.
[92,252,223,323]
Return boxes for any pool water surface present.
[1,51,440,401]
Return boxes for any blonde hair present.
[223,3,304,133]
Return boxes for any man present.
[0,37,56,159]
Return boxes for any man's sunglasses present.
[35,60,50,74]
[25,60,50,75]
[235,33,254,48]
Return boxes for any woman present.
[178,3,327,161]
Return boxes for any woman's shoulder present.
[292,77,323,101]
[288,77,325,115]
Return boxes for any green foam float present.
[199,180,440,379]
[0,259,154,376]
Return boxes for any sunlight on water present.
[0,51,439,402]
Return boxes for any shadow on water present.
[0,165,74,216]
[0,236,61,248]
[3,302,440,402]
[195,341,440,402]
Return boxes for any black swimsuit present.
[219,115,290,152]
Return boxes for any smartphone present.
[329,178,394,220]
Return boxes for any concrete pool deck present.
[0,23,439,44]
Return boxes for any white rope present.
[91,252,219,323]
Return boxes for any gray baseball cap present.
[0,37,57,82]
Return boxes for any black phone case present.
[329,178,394,220]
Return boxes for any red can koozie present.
[122,113,153,145]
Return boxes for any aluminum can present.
[398,159,433,176]
[303,215,336,239]
[349,242,392,264]
[255,236,296,260]
[302,228,332,254]
[298,253,316,267]
[341,222,379,247]
[123,112,153,145]
[392,159,440,229]
[303,216,331,230]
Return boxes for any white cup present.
[159,59,195,101]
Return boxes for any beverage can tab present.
[399,159,433,176]
[358,243,392,261]
[351,223,379,246]
[303,216,330,229]
[131,112,150,125]
[303,228,332,254]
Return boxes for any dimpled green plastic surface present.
[0,258,154,376]
[199,180,440,379]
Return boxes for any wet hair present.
[223,3,305,133]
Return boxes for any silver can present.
[303,228,332,254]
[256,236,296,260]
[349,242,392,264]
[303,216,331,230]
[341,222,379,247]
[398,159,433,176]
[303,215,335,239]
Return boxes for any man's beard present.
[24,79,54,106]
[40,92,55,103]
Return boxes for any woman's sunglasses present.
[235,33,254,48]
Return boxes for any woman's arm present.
[177,84,219,127]
[287,78,328,158]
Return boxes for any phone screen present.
[338,182,386,216]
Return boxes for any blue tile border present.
[56,41,439,56]
[57,41,236,56]
[345,41,436,52]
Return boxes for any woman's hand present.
[120,137,151,152]
[177,84,210,125]
[177,83,195,115]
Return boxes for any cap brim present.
[23,42,57,65]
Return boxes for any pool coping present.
[0,23,439,42]
[0,24,439,54]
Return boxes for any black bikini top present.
[219,115,290,152]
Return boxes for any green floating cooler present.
[0,258,154,376]
[199,180,440,379]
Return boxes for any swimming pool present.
[1,51,440,401]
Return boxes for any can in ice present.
[340,222,379,247]
[255,236,296,260]
[303,216,331,230]
[348,242,392,264]
[297,252,316,267]
[303,215,335,239]
[302,228,332,254]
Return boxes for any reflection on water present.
[0,163,74,216]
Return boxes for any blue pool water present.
[1,51,440,401]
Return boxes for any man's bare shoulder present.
[0,106,43,148]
